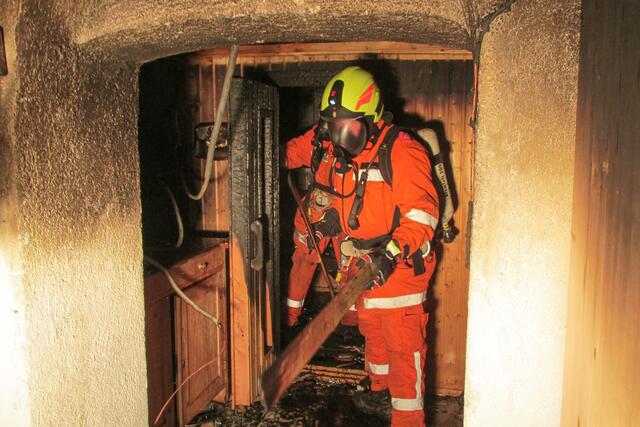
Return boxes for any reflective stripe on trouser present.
[287,227,343,326]
[358,305,428,427]
[286,298,305,308]
[364,290,427,309]
[358,309,390,392]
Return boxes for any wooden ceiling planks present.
[188,41,472,65]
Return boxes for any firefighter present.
[282,127,346,328]
[317,66,440,426]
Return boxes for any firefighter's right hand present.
[306,208,341,249]
[356,238,403,289]
[356,253,395,290]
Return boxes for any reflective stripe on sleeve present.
[354,169,385,182]
[349,304,357,312]
[405,208,438,229]
[391,351,423,411]
[368,362,389,375]
[294,230,307,246]
[363,291,427,309]
[286,298,305,308]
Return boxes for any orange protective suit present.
[283,127,341,327]
[330,121,439,427]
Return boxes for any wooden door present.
[228,78,280,406]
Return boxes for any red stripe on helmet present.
[355,83,375,110]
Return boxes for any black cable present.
[340,169,349,236]
[330,159,358,199]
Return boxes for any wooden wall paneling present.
[192,42,472,64]
[174,245,228,425]
[145,296,176,427]
[401,61,472,396]
[195,61,230,233]
[431,60,451,395]
[446,61,472,395]
[562,1,640,424]
[199,62,214,122]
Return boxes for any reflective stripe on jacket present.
[330,123,440,257]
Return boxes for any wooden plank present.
[262,264,375,408]
[144,248,224,306]
[199,62,230,233]
[188,41,472,65]
[229,233,252,406]
[399,60,472,395]
[199,62,214,122]
[302,364,367,385]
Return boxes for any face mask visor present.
[327,117,368,156]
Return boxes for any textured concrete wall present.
[1,0,585,424]
[465,1,580,426]
[0,1,488,424]
[1,0,148,425]
[72,0,475,62]
[0,1,31,425]
[561,0,640,425]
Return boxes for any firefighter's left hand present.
[307,208,341,249]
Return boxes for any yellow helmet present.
[320,66,384,155]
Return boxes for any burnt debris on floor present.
[188,307,463,426]
[190,375,463,427]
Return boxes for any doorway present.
[138,41,473,426]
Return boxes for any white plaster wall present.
[0,1,31,424]
[0,254,31,426]
[464,1,580,425]
[1,1,149,423]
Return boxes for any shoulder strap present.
[310,145,324,174]
[376,126,404,186]
[310,127,325,174]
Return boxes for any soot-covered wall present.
[0,0,586,425]
[465,1,580,426]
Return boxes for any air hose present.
[183,44,239,201]
[417,128,456,243]
[144,256,222,328]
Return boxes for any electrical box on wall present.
[194,122,229,159]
